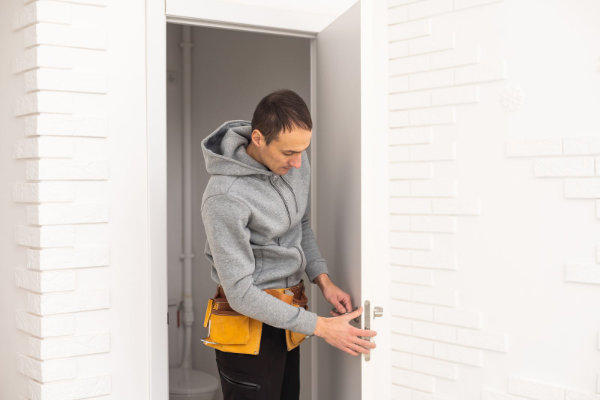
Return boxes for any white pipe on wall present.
[179,25,194,370]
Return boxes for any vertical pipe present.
[180,25,194,370]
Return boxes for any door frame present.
[146,2,322,399]
[145,1,389,399]
[146,0,168,399]
[358,2,391,399]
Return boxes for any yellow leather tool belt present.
[201,280,309,355]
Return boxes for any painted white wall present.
[386,0,600,398]
[2,0,158,398]
[166,22,186,368]
[166,23,313,398]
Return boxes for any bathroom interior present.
[165,22,314,400]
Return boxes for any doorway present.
[149,2,389,399]
[165,23,316,400]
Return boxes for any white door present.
[159,2,391,399]
[315,2,390,400]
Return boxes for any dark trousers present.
[215,323,300,400]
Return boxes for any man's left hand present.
[314,273,353,316]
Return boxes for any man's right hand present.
[312,306,377,356]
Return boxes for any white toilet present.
[169,367,219,400]
[168,300,220,400]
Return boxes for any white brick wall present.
[388,0,600,400]
[23,113,109,137]
[386,0,600,398]
[11,0,111,398]
[433,342,483,366]
[27,376,111,400]
[392,367,436,392]
[507,377,564,400]
[507,134,600,285]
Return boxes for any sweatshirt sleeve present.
[301,195,329,283]
[202,193,318,335]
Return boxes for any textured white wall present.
[3,0,153,398]
[386,0,600,399]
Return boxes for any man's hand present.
[312,307,377,356]
[314,273,353,315]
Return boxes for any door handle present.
[363,300,383,362]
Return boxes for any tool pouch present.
[201,280,309,354]
[283,288,309,351]
[201,287,263,355]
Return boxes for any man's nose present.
[290,154,302,168]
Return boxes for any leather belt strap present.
[212,279,308,315]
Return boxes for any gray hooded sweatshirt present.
[200,120,328,336]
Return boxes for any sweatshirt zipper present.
[293,245,305,268]
[269,178,292,228]
[280,176,298,213]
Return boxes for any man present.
[201,89,376,399]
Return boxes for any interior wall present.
[386,1,600,398]
[166,22,185,368]
[166,23,312,399]
[3,0,153,398]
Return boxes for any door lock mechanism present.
[373,306,383,318]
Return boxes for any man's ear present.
[251,129,264,147]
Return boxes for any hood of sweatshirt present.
[201,120,272,177]
[199,119,329,336]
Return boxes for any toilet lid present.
[169,367,219,395]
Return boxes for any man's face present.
[253,127,312,175]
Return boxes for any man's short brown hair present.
[251,89,312,145]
